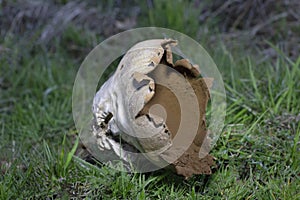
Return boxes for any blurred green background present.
[0,0,299,199]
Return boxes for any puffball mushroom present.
[91,39,214,178]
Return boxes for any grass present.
[1,1,300,199]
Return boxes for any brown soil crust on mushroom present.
[140,46,215,178]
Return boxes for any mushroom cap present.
[91,39,214,178]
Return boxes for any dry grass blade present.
[1,0,139,45]
[40,1,87,43]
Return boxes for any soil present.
[140,45,215,178]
